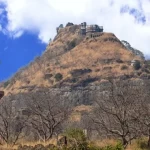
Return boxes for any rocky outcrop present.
[2,79,146,111]
[66,22,74,27]
[0,91,4,99]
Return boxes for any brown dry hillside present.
[1,24,146,95]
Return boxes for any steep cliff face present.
[2,79,145,110]
[0,24,148,104]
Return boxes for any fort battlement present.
[80,22,103,36]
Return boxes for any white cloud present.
[13,30,24,38]
[0,0,150,57]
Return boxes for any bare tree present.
[27,91,72,142]
[92,80,143,149]
[132,80,150,148]
[135,102,150,147]
[0,100,27,146]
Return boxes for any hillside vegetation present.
[1,25,148,95]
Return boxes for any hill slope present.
[1,24,148,95]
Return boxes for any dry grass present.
[0,138,57,150]
[19,138,57,147]
[0,138,149,150]
[126,138,149,150]
[74,105,93,112]
[1,25,143,95]
[69,112,82,122]
[93,138,149,150]
[93,139,118,147]
[69,105,93,122]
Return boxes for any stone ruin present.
[80,22,104,37]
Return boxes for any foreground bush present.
[88,142,123,150]
[136,139,149,150]
[17,142,124,150]
[64,128,88,149]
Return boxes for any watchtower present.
[80,22,87,35]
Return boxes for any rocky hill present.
[0,24,150,105]
[1,23,150,149]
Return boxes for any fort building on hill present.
[80,22,103,36]
[56,22,104,37]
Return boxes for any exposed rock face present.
[2,79,145,110]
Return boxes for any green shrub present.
[100,143,123,150]
[116,59,123,63]
[114,142,124,150]
[70,39,76,48]
[133,61,141,70]
[70,69,92,77]
[3,80,10,88]
[88,142,101,150]
[55,73,63,81]
[137,139,148,150]
[64,128,88,150]
[66,39,77,51]
[121,65,128,70]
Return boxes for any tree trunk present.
[122,137,128,149]
[147,129,150,148]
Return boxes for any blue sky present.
[0,3,46,81]
[0,32,46,81]
[0,0,150,81]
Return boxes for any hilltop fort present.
[80,22,103,36]
[56,22,103,37]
